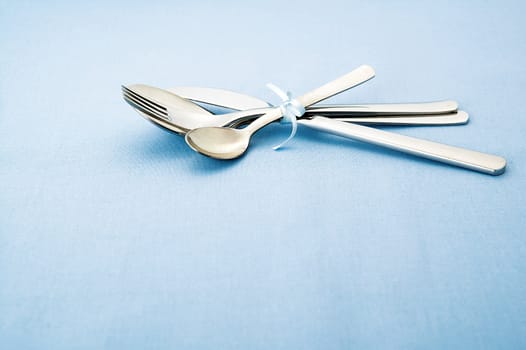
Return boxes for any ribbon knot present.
[266,83,306,150]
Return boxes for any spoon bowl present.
[185,127,249,159]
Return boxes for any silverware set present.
[122,65,506,175]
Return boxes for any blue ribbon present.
[266,83,306,150]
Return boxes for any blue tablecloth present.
[1,1,525,348]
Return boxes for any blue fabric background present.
[1,0,525,349]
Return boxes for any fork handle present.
[299,116,506,175]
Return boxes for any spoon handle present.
[244,65,376,134]
[299,116,506,175]
[296,65,375,107]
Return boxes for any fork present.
[122,86,468,128]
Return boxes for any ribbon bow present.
[266,83,306,150]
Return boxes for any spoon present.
[185,65,376,159]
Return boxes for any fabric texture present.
[1,1,525,349]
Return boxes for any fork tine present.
[121,85,166,110]
[123,92,171,121]
[123,92,165,118]
[123,95,190,135]
[121,89,164,114]
[121,85,168,116]
[124,98,171,124]
[121,87,168,117]
[122,93,158,117]
[123,94,150,114]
